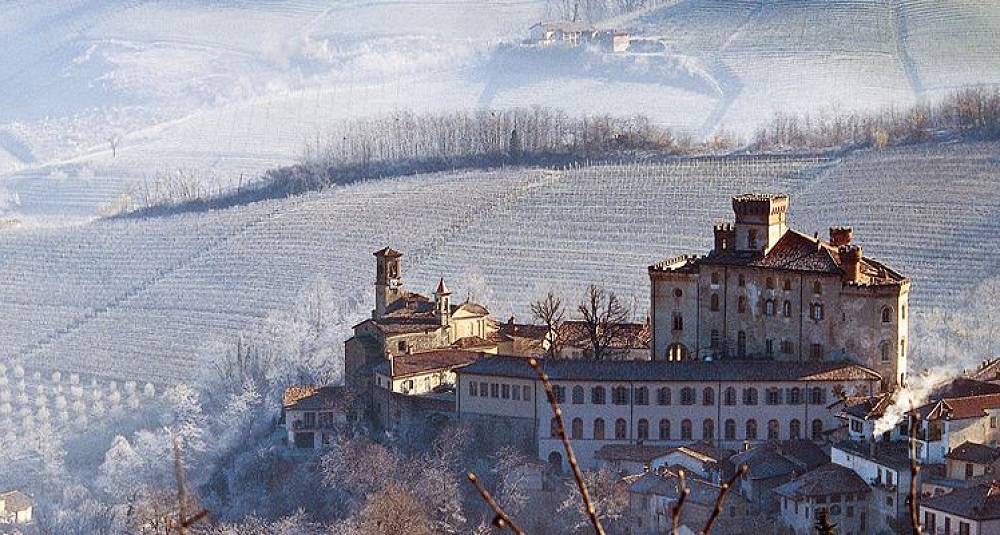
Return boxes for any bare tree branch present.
[466,472,526,535]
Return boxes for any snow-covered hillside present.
[2,142,998,386]
[2,0,999,224]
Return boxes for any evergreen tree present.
[509,127,523,162]
[814,507,837,535]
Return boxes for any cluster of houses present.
[527,20,630,53]
[281,193,1000,534]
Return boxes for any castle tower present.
[435,277,451,327]
[731,193,789,254]
[374,247,403,320]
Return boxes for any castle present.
[649,193,910,388]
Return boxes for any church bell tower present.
[374,247,403,320]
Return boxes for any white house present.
[920,482,1000,535]
[0,490,32,525]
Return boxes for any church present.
[648,193,910,388]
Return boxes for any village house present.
[0,490,32,525]
[774,463,871,535]
[627,467,751,535]
[945,441,1000,481]
[456,355,879,473]
[528,21,629,52]
[830,439,913,533]
[593,441,733,482]
[920,481,1000,535]
[649,193,910,388]
[727,439,829,512]
[282,385,347,449]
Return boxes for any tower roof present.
[374,246,403,258]
[435,277,451,295]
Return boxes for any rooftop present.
[282,385,344,411]
[730,440,829,481]
[832,439,912,469]
[922,482,1000,520]
[595,444,674,463]
[0,490,31,513]
[628,469,747,508]
[376,349,486,378]
[458,355,880,383]
[773,463,871,499]
[650,229,908,286]
[843,393,895,420]
[946,442,1000,465]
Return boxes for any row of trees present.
[531,284,644,360]
[751,87,1000,150]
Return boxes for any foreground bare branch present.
[669,469,689,535]
[700,464,748,535]
[908,407,922,535]
[529,358,606,535]
[467,472,526,535]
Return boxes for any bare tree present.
[577,284,633,360]
[531,291,566,358]
[355,482,434,535]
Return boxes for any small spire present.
[435,277,451,295]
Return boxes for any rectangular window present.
[490,383,499,398]
[765,339,774,356]
[512,385,520,400]
[479,382,487,396]
[469,382,477,396]
[673,313,683,331]
[523,385,531,401]
[959,521,970,535]
[501,384,510,399]
[966,463,974,479]
[991,416,997,428]
[810,343,824,361]
[781,340,794,354]
[766,388,782,405]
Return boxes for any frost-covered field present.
[1,142,998,386]
[2,0,999,224]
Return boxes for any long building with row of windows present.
[456,356,881,471]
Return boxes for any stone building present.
[456,355,880,472]
[627,468,751,535]
[649,193,910,388]
[281,385,347,449]
[774,463,871,535]
[920,482,1000,535]
[344,248,497,396]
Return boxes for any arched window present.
[813,281,823,295]
[788,387,801,405]
[612,386,629,405]
[681,419,693,440]
[657,387,671,405]
[553,386,566,404]
[783,300,792,317]
[766,277,775,290]
[783,279,792,291]
[737,331,747,358]
[810,303,825,321]
[810,387,826,405]
[743,388,758,405]
[703,419,715,440]
[615,418,628,439]
[725,419,737,440]
[768,419,780,440]
[592,386,606,405]
[746,419,758,440]
[880,341,892,362]
[593,418,605,440]
[738,296,747,313]
[811,419,824,440]
[738,274,746,287]
[572,386,584,404]
[882,306,894,324]
[789,419,801,439]
[667,343,688,361]
[550,417,559,438]
[638,419,649,441]
[765,299,776,316]
[703,387,715,406]
[635,387,649,406]
[571,418,583,439]
[724,387,737,406]
[659,419,671,440]
[711,293,720,312]
[681,387,695,405]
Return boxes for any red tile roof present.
[946,442,1000,465]
[382,349,485,378]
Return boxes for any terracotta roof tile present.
[379,349,485,378]
[946,442,1000,465]
[282,385,344,411]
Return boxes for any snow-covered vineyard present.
[1,142,998,387]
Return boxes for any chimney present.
[840,245,863,284]
[830,226,853,247]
